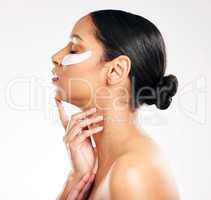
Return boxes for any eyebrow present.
[70,34,84,42]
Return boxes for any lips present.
[52,75,59,82]
[52,69,60,82]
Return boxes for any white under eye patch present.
[61,50,92,66]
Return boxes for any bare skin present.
[52,14,180,200]
[55,102,101,200]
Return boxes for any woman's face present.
[51,15,106,107]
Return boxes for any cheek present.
[60,62,101,99]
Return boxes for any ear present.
[106,55,131,85]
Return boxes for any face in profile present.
[51,15,107,108]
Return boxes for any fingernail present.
[97,115,103,120]
[90,107,96,112]
[97,126,103,131]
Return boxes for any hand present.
[54,98,71,131]
[66,172,96,200]
[55,98,102,175]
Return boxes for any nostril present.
[52,60,62,67]
[52,60,58,65]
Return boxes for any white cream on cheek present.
[61,36,92,66]
[61,50,92,66]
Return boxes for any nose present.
[51,54,62,67]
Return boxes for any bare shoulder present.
[109,134,180,200]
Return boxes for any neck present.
[83,103,140,172]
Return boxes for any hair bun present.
[155,74,178,110]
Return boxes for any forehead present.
[70,15,96,45]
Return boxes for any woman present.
[52,9,180,200]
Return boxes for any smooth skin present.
[52,14,180,200]
[55,100,101,200]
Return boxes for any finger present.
[55,98,69,129]
[71,126,103,148]
[77,174,96,200]
[64,115,103,144]
[92,155,98,174]
[67,126,103,154]
[65,107,97,133]
[65,142,72,162]
[71,107,97,123]
[66,173,90,200]
[66,190,78,200]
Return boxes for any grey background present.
[0,0,210,199]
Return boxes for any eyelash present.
[70,50,77,54]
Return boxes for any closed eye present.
[70,50,77,54]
